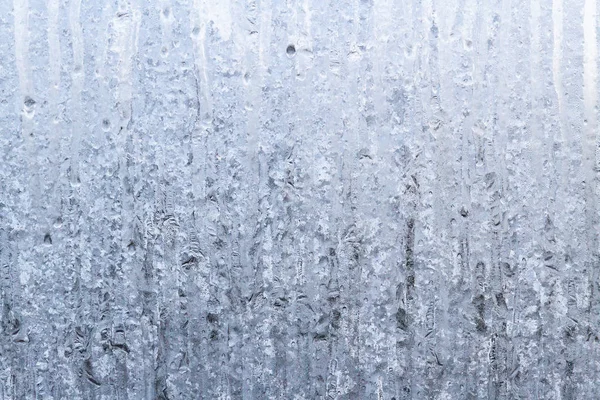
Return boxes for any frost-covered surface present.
[1,0,600,398]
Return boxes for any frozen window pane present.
[1,0,599,398]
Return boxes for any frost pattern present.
[1,0,599,399]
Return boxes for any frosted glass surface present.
[1,0,600,398]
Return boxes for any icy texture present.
[1,0,600,398]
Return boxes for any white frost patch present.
[205,0,232,41]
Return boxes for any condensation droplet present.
[286,44,296,56]
[23,96,36,118]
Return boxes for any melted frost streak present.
[1,0,599,399]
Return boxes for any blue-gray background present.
[1,0,599,398]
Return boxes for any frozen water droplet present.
[102,119,111,131]
[24,96,36,107]
[53,217,63,229]
[23,96,36,118]
[463,39,473,51]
